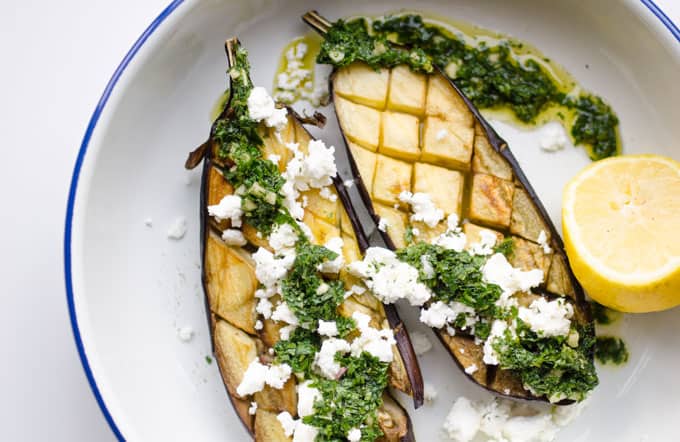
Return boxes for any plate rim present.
[63,1,679,440]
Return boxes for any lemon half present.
[562,154,680,313]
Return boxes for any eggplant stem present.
[302,10,331,35]
[224,37,240,68]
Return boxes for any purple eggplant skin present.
[186,38,421,440]
[302,10,594,405]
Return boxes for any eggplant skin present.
[188,39,421,439]
[322,52,594,403]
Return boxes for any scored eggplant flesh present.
[302,11,594,404]
[186,38,419,440]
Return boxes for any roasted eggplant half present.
[186,38,420,441]
[303,11,597,404]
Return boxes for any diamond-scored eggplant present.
[303,11,596,405]
[185,38,419,441]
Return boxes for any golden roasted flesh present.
[332,61,591,401]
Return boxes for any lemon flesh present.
[562,154,680,312]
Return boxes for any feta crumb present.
[256,298,273,319]
[267,153,281,166]
[409,330,433,355]
[268,223,298,252]
[347,428,362,442]
[319,186,338,201]
[351,284,366,295]
[285,139,337,192]
[177,326,194,342]
[350,312,395,363]
[424,382,438,403]
[279,324,297,340]
[314,338,351,379]
[166,216,187,240]
[443,397,482,442]
[518,298,574,337]
[221,228,247,246]
[539,123,568,152]
[276,411,297,437]
[252,247,295,289]
[236,359,292,396]
[482,253,544,297]
[431,214,467,251]
[208,195,243,227]
[246,86,288,130]
[468,229,498,256]
[264,363,292,389]
[436,129,448,141]
[317,320,338,337]
[399,191,445,227]
[248,401,258,415]
[420,301,474,329]
[377,217,389,232]
[348,247,432,306]
[420,254,435,279]
[465,364,479,375]
[344,179,354,188]
[144,218,153,227]
[482,320,510,365]
[297,380,322,417]
[254,320,263,331]
[272,302,299,326]
[537,229,552,254]
[293,422,319,442]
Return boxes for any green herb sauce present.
[213,46,389,439]
[317,14,620,160]
[595,336,629,365]
[397,241,598,401]
[590,302,623,325]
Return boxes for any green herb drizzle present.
[318,15,620,160]
[213,46,389,440]
[397,242,598,402]
[595,336,629,366]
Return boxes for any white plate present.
[65,0,680,440]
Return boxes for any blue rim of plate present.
[64,1,679,440]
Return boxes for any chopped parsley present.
[318,14,620,160]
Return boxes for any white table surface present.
[0,1,677,440]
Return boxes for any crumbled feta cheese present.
[443,397,483,442]
[317,320,338,337]
[518,298,574,337]
[277,411,297,437]
[208,195,243,227]
[236,359,268,396]
[468,229,498,256]
[144,218,153,227]
[246,86,288,131]
[237,359,292,396]
[279,324,297,340]
[482,253,544,297]
[248,401,258,415]
[268,223,298,252]
[443,395,584,442]
[431,214,467,251]
[420,301,475,329]
[177,326,194,342]
[252,247,295,289]
[348,247,432,306]
[272,302,299,326]
[297,380,321,417]
[482,320,510,365]
[409,330,433,355]
[377,217,389,232]
[221,228,247,246]
[267,153,281,166]
[166,216,187,240]
[293,422,319,442]
[347,428,362,442]
[537,230,552,254]
[436,129,448,141]
[539,123,568,152]
[465,364,479,375]
[256,298,273,319]
[281,181,304,220]
[264,363,292,389]
[319,186,338,201]
[424,382,438,403]
[254,320,263,331]
[285,139,337,192]
[399,191,445,227]
[350,312,395,363]
[318,236,344,274]
[314,338,351,379]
